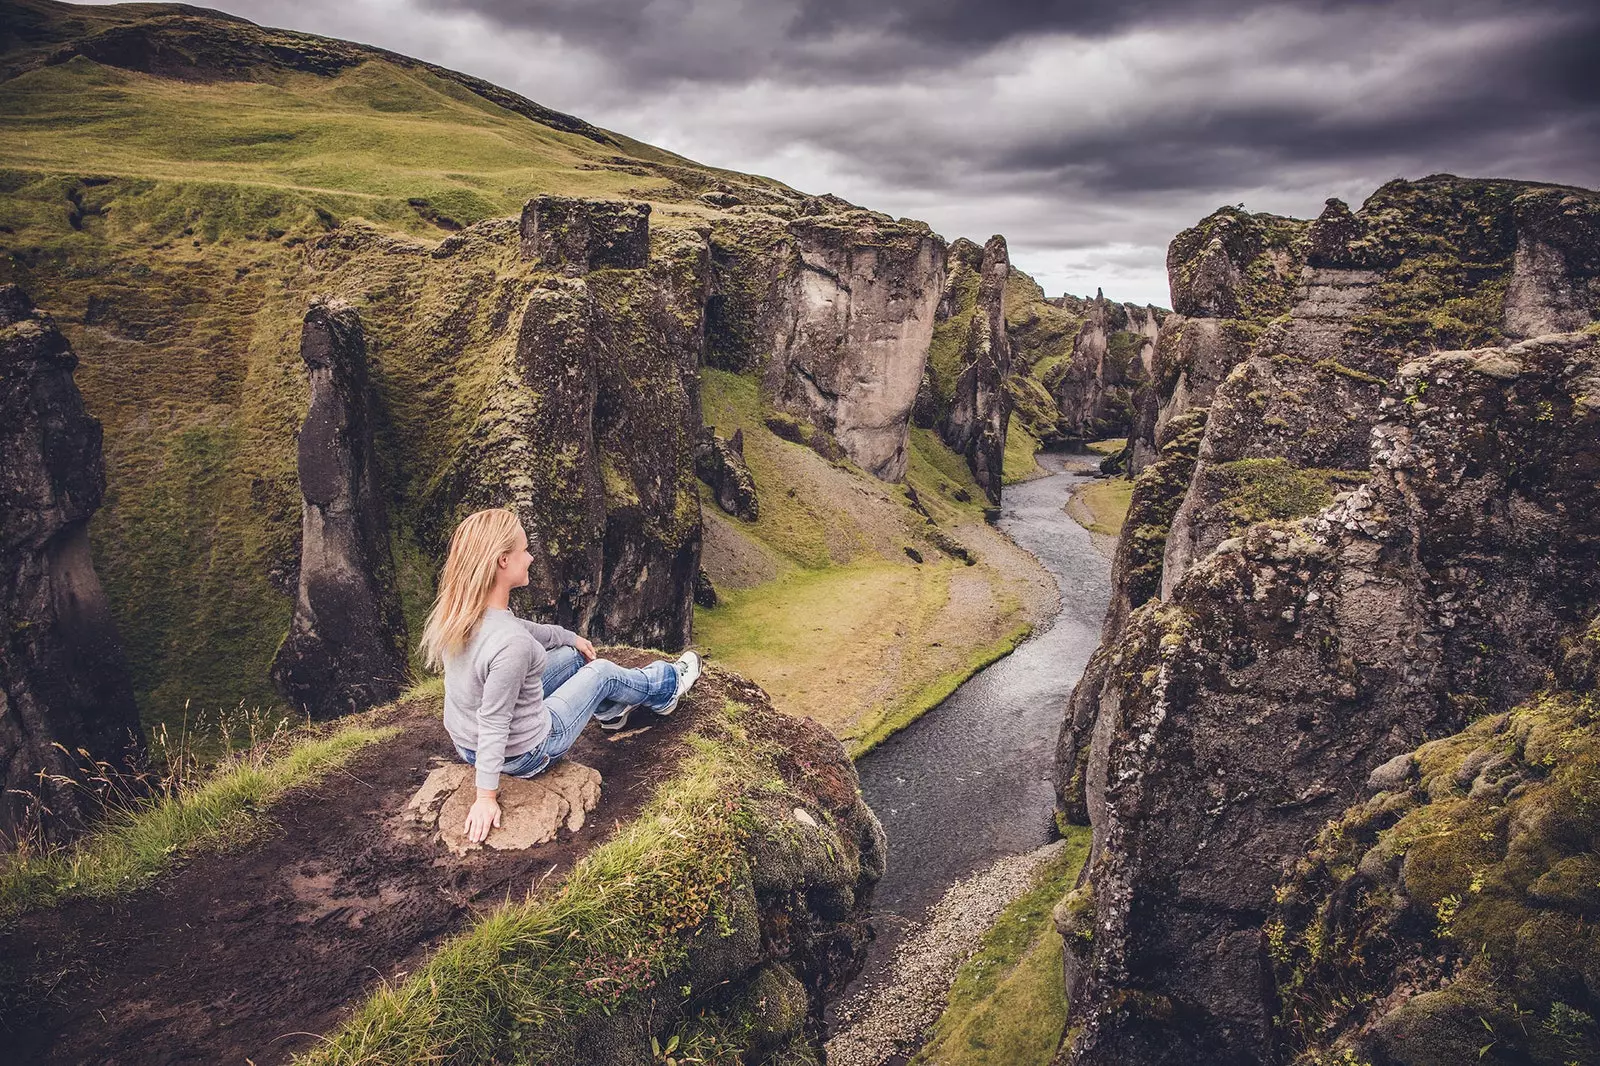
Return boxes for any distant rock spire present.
[0,284,144,844]
[271,301,408,719]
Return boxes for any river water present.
[842,450,1113,995]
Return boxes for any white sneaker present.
[596,701,641,732]
[655,651,701,717]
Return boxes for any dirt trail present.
[0,651,703,1066]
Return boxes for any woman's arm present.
[464,636,535,843]
[520,619,595,661]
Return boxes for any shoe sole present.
[597,703,641,731]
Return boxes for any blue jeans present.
[455,648,679,779]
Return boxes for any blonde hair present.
[418,507,523,671]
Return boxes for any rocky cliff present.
[1052,289,1164,445]
[917,235,1013,503]
[1054,176,1600,1066]
[710,208,947,482]
[269,302,409,720]
[0,284,142,843]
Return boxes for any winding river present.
[839,449,1114,1008]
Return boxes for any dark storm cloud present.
[115,0,1600,303]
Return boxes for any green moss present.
[1120,411,1207,608]
[1002,414,1045,484]
[927,264,982,407]
[1272,663,1600,1065]
[912,829,1092,1066]
[1211,458,1368,532]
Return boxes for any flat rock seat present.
[405,760,602,855]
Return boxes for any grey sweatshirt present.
[442,608,579,790]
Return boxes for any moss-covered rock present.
[1272,617,1600,1066]
[1055,334,1600,1066]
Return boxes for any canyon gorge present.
[1,2,1598,1065]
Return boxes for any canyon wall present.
[1055,176,1600,1065]
[915,235,1014,503]
[0,285,143,843]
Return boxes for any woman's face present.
[502,527,534,589]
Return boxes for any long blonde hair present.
[418,507,523,671]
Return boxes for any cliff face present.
[1054,176,1600,1066]
[436,197,707,648]
[1271,614,1600,1066]
[1058,334,1600,1065]
[0,284,142,843]
[916,235,1013,503]
[1052,290,1163,444]
[712,209,947,483]
[269,302,409,719]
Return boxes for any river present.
[833,449,1114,1023]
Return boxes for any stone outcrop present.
[1052,289,1163,443]
[439,198,708,650]
[1270,613,1600,1066]
[1055,176,1600,1066]
[1057,335,1600,1065]
[694,427,759,521]
[405,759,603,855]
[1126,207,1308,475]
[920,235,1014,503]
[0,285,143,844]
[709,211,946,482]
[520,197,652,274]
[270,301,408,720]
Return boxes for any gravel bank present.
[826,839,1069,1066]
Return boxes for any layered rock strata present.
[0,284,143,844]
[270,301,409,719]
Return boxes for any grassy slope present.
[0,17,782,731]
[695,370,1044,754]
[913,828,1093,1066]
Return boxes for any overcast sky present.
[92,0,1600,306]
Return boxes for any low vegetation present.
[0,710,398,920]
[695,370,1043,753]
[913,829,1092,1066]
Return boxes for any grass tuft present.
[0,716,397,920]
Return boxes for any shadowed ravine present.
[832,450,1114,1025]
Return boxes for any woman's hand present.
[464,789,501,843]
[574,636,597,662]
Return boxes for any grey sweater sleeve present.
[474,635,536,791]
[519,618,579,649]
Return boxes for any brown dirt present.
[0,650,709,1066]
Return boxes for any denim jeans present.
[455,649,678,780]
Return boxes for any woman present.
[419,508,700,844]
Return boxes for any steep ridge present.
[917,235,1013,503]
[1052,176,1600,1065]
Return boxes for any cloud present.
[85,0,1600,306]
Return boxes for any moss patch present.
[1211,458,1368,533]
[912,829,1092,1066]
[1272,638,1600,1066]
[1002,414,1045,484]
